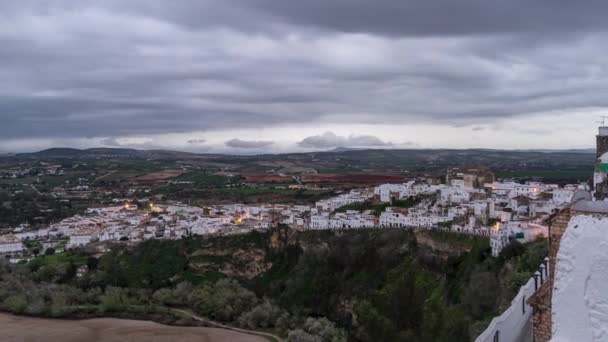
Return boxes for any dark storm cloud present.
[2,0,608,149]
[245,0,608,37]
[225,139,274,149]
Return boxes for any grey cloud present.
[100,137,121,146]
[2,1,608,150]
[225,138,274,149]
[63,1,608,37]
[187,138,206,144]
[298,132,391,148]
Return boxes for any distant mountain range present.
[512,148,595,154]
[3,147,595,181]
[6,146,596,160]
[14,148,214,160]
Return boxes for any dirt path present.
[0,312,268,342]
[93,171,116,182]
[170,308,283,342]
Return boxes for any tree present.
[463,270,498,319]
[238,300,283,329]
[86,256,98,271]
[45,247,56,256]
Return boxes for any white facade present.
[0,234,25,254]
[451,179,466,188]
[315,190,372,211]
[375,182,442,203]
[440,187,471,205]
[379,207,452,229]
[310,211,375,230]
[68,228,100,248]
[552,189,574,205]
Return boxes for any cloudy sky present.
[2,0,607,153]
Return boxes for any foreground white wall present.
[552,215,608,342]
[475,259,549,342]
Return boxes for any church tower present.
[593,125,608,200]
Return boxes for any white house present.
[0,234,25,254]
[67,227,101,248]
[552,189,574,205]
[379,209,409,228]
[440,187,471,205]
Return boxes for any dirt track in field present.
[0,313,267,342]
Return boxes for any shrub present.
[2,295,28,314]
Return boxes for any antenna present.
[598,115,608,127]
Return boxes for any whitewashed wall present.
[475,260,549,342]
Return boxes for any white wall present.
[475,261,549,342]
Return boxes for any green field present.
[173,172,232,186]
[496,169,592,181]
[0,172,91,187]
[0,177,39,185]
[94,171,146,182]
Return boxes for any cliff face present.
[186,228,479,281]
[414,230,473,255]
[187,227,298,279]
[190,247,271,279]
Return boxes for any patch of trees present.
[0,191,84,228]
[334,196,424,216]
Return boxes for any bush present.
[288,329,320,342]
[100,287,131,313]
[2,295,28,314]
[152,288,174,306]
[499,240,525,260]
[238,300,283,329]
[288,317,347,342]
[190,279,258,322]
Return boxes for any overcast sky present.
[2,0,607,153]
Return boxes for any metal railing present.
[475,256,549,342]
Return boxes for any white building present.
[315,190,372,211]
[379,208,409,228]
[309,211,375,229]
[552,189,574,205]
[376,182,443,203]
[440,187,471,205]
[0,234,25,254]
[191,216,230,235]
[67,227,101,248]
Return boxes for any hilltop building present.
[447,166,495,189]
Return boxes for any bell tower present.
[597,124,608,159]
[594,118,608,200]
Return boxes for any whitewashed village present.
[0,166,584,262]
